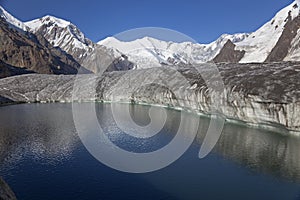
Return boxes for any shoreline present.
[2,100,298,136]
[0,63,300,135]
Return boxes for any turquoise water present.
[1,103,300,200]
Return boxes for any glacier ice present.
[0,62,299,133]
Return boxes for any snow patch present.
[0,6,28,31]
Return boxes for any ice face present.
[0,62,299,132]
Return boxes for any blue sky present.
[0,0,295,43]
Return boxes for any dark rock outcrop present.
[0,95,13,105]
[0,177,16,200]
[266,15,300,62]
[213,40,245,63]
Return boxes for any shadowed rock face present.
[0,62,299,132]
[266,15,300,62]
[0,18,85,78]
[0,177,16,200]
[81,46,134,74]
[0,60,34,79]
[213,40,245,63]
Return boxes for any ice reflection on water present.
[0,103,300,199]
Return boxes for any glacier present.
[0,62,299,133]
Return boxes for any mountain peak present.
[25,14,94,63]
[41,15,71,27]
[25,15,71,32]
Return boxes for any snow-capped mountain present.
[99,1,300,66]
[234,1,300,63]
[0,6,28,31]
[0,5,94,64]
[0,6,90,78]
[98,33,249,69]
[25,15,134,73]
[1,0,300,74]
[0,16,85,78]
[25,16,94,62]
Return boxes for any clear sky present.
[0,0,295,43]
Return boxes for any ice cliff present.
[0,62,299,133]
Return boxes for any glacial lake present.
[1,103,300,200]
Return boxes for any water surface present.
[1,103,300,200]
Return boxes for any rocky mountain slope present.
[25,15,94,63]
[0,60,34,79]
[216,1,300,63]
[0,6,93,78]
[0,17,83,76]
[25,15,134,73]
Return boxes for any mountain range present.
[0,1,300,76]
